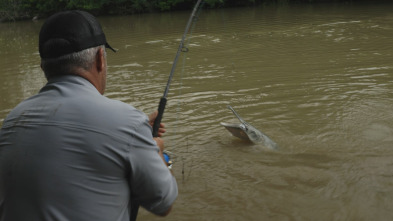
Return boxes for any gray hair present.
[41,45,106,79]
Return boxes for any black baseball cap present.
[39,10,116,59]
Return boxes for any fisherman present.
[0,10,177,220]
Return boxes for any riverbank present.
[0,0,390,22]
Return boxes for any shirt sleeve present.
[127,114,178,215]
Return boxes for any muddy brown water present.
[1,2,393,220]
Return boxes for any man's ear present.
[95,47,106,73]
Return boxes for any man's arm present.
[128,114,177,216]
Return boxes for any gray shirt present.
[0,75,177,221]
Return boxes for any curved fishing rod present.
[130,1,204,221]
[152,0,204,137]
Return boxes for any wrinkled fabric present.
[0,75,177,221]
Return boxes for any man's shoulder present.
[95,96,149,127]
[100,96,144,117]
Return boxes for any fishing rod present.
[130,1,204,221]
[152,0,204,137]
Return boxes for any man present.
[0,10,177,221]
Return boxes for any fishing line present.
[174,2,205,182]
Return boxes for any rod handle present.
[152,97,167,137]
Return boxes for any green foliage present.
[65,0,106,10]
[155,0,185,11]
[0,0,368,21]
[204,0,225,8]
[0,0,27,21]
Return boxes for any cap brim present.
[105,43,117,53]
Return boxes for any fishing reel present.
[163,150,173,169]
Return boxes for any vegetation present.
[0,0,366,22]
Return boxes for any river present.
[1,2,393,221]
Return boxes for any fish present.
[221,105,278,150]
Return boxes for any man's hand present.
[149,111,169,167]
[148,110,166,137]
[153,137,169,167]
